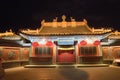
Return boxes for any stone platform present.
[24,64,109,68]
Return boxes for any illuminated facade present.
[1,15,120,66]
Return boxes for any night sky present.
[0,0,120,32]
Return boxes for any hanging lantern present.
[32,42,39,47]
[46,41,53,46]
[94,40,100,45]
[80,40,87,45]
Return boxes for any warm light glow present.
[38,39,46,45]
[86,38,94,44]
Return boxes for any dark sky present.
[0,0,120,32]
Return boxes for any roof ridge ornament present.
[62,15,66,22]
[52,17,58,27]
[70,17,76,27]
[53,17,58,22]
[70,17,75,22]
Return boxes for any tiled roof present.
[0,30,22,40]
[0,39,22,47]
[108,31,120,39]
[21,15,112,36]
[39,25,92,35]
[21,25,111,36]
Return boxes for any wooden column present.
[20,48,23,60]
[98,45,102,56]
[109,47,113,59]
[52,45,57,64]
[75,44,79,64]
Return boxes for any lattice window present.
[43,47,47,54]
[47,47,51,55]
[35,47,52,56]
[80,46,96,55]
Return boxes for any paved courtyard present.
[5,66,120,80]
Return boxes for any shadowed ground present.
[5,66,120,80]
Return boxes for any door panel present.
[57,50,75,63]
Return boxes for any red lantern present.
[32,42,39,47]
[46,41,53,46]
[80,40,87,45]
[94,40,100,45]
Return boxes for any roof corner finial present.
[83,19,87,24]
[62,15,66,22]
[41,19,45,25]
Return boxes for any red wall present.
[0,47,29,61]
[112,47,120,59]
[102,47,109,59]
[102,47,120,59]
[57,50,75,62]
[22,48,29,60]
[2,47,20,61]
